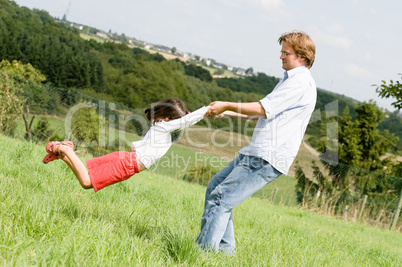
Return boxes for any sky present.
[13,0,402,111]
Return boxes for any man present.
[197,31,317,254]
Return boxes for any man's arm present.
[207,101,266,118]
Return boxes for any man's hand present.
[207,101,228,116]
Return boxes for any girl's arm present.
[218,110,259,121]
[208,101,266,118]
[158,106,209,132]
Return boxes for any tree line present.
[0,0,103,89]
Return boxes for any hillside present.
[1,135,401,265]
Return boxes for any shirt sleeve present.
[260,80,309,119]
[156,106,208,132]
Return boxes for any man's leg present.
[197,155,281,254]
[203,155,243,205]
[197,155,242,251]
[219,214,235,254]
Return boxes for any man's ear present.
[298,56,306,65]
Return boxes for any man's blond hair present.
[278,31,316,69]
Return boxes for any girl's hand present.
[207,101,227,116]
[205,105,225,118]
[214,111,228,118]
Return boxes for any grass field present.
[1,135,401,266]
[79,33,106,43]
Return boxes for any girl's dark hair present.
[145,98,189,124]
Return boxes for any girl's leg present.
[54,144,93,189]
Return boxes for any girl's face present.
[154,117,171,123]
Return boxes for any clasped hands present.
[205,101,228,118]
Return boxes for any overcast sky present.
[13,0,402,111]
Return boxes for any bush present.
[31,118,60,141]
[67,102,107,151]
[0,74,23,135]
[183,163,219,186]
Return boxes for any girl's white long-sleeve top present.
[132,106,208,169]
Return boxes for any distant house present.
[96,32,108,39]
[251,71,259,76]
[128,39,144,47]
[175,51,190,59]
[63,18,260,78]
[212,62,226,69]
[236,68,247,76]
[153,44,171,54]
[226,65,233,71]
[138,40,148,46]
[69,23,83,30]
[204,59,212,66]
[189,54,197,61]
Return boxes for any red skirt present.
[86,151,140,192]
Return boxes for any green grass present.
[201,65,238,78]
[1,135,401,266]
[253,174,299,206]
[13,115,65,140]
[79,33,106,43]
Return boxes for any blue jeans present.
[196,154,282,254]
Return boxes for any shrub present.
[183,163,219,186]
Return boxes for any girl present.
[43,98,209,192]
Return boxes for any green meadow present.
[1,135,401,266]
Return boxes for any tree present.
[338,106,362,167]
[355,100,397,171]
[214,69,224,76]
[0,59,46,138]
[171,47,177,54]
[0,73,23,134]
[68,103,107,155]
[296,101,399,211]
[304,101,398,198]
[322,101,397,171]
[0,60,45,83]
[32,117,59,141]
[373,74,402,110]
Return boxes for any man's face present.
[280,42,305,71]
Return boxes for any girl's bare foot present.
[43,141,74,164]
